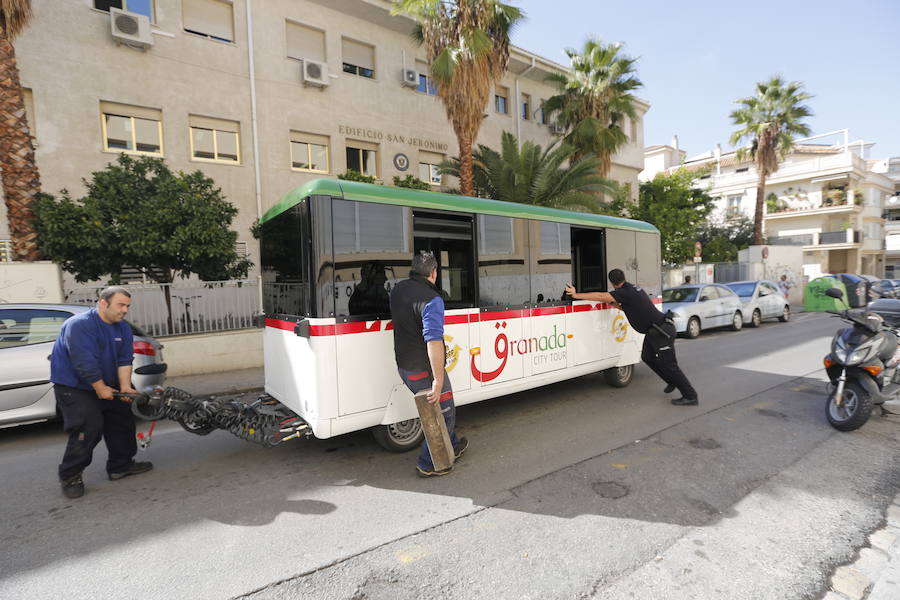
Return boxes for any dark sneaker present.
[671,397,699,406]
[453,437,469,460]
[416,465,453,478]
[108,461,154,481]
[61,473,84,499]
[664,383,676,394]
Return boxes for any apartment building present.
[880,158,900,277]
[0,0,649,277]
[642,130,896,279]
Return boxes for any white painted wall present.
[0,261,64,303]
[161,329,263,377]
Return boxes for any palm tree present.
[730,75,813,244]
[0,0,41,260]
[392,0,523,197]
[442,131,615,212]
[543,38,642,178]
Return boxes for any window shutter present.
[183,0,235,42]
[342,38,374,70]
[286,21,325,62]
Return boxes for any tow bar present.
[118,388,311,447]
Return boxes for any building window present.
[291,131,329,173]
[495,85,509,114]
[346,141,377,177]
[538,100,547,125]
[189,115,240,163]
[342,38,375,78]
[415,60,438,95]
[735,167,749,173]
[94,0,154,21]
[418,151,444,185]
[100,101,163,156]
[521,93,531,120]
[286,21,325,62]
[333,200,407,254]
[183,0,234,43]
[726,195,742,218]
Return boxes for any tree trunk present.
[0,29,41,261]
[753,168,767,245]
[458,134,475,197]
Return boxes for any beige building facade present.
[1,0,648,280]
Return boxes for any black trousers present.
[641,323,698,400]
[55,384,137,480]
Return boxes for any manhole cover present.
[689,438,721,450]
[592,481,629,499]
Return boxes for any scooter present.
[823,287,900,431]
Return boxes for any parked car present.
[724,280,791,327]
[0,304,167,428]
[661,284,744,339]
[868,279,900,300]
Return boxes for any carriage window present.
[571,227,605,293]
[477,215,529,306]
[333,199,410,318]
[260,203,311,317]
[413,211,476,309]
[531,220,572,303]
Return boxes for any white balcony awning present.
[810,173,850,184]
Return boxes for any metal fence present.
[0,239,12,262]
[64,280,260,337]
[713,262,751,283]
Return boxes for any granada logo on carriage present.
[472,323,571,382]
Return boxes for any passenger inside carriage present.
[348,261,391,317]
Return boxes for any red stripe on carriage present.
[445,314,470,325]
[530,306,567,317]
[478,309,525,321]
[265,318,296,331]
[408,371,430,381]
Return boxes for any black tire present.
[604,364,634,388]
[750,309,762,328]
[686,317,701,339]
[778,305,791,322]
[730,312,743,331]
[826,381,873,432]
[373,419,424,452]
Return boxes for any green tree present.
[338,169,376,183]
[1,0,42,260]
[33,155,251,334]
[441,131,614,211]
[606,168,715,265]
[392,0,524,196]
[393,174,431,189]
[696,216,756,263]
[730,75,813,243]
[543,37,642,177]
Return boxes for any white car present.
[662,284,744,339]
[724,280,791,327]
[0,304,167,428]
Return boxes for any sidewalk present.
[824,495,900,600]
[165,366,264,398]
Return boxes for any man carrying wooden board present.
[390,251,469,477]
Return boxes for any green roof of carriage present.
[260,178,659,233]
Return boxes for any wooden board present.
[414,392,454,471]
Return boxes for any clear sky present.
[510,0,900,159]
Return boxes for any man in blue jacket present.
[52,286,152,498]
[390,252,468,477]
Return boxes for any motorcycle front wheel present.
[826,380,873,432]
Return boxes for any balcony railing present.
[770,230,861,247]
[0,239,12,262]
[770,234,813,246]
[766,190,862,216]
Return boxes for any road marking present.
[726,336,831,380]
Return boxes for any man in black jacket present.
[566,269,698,406]
[390,252,468,477]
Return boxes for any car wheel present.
[750,309,762,328]
[778,305,791,322]
[686,317,701,339]
[731,311,743,331]
[603,364,634,388]
[373,419,424,452]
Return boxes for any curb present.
[824,495,900,599]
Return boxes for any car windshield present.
[725,282,756,298]
[662,288,698,303]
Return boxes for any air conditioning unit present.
[302,59,329,87]
[110,7,153,49]
[401,68,419,88]
[548,124,566,136]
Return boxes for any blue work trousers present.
[398,368,460,470]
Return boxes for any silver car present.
[0,303,167,428]
[662,284,744,339]
[724,280,791,327]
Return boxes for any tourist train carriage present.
[258,179,661,451]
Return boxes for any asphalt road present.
[2,311,900,600]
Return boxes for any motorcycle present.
[823,287,900,431]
